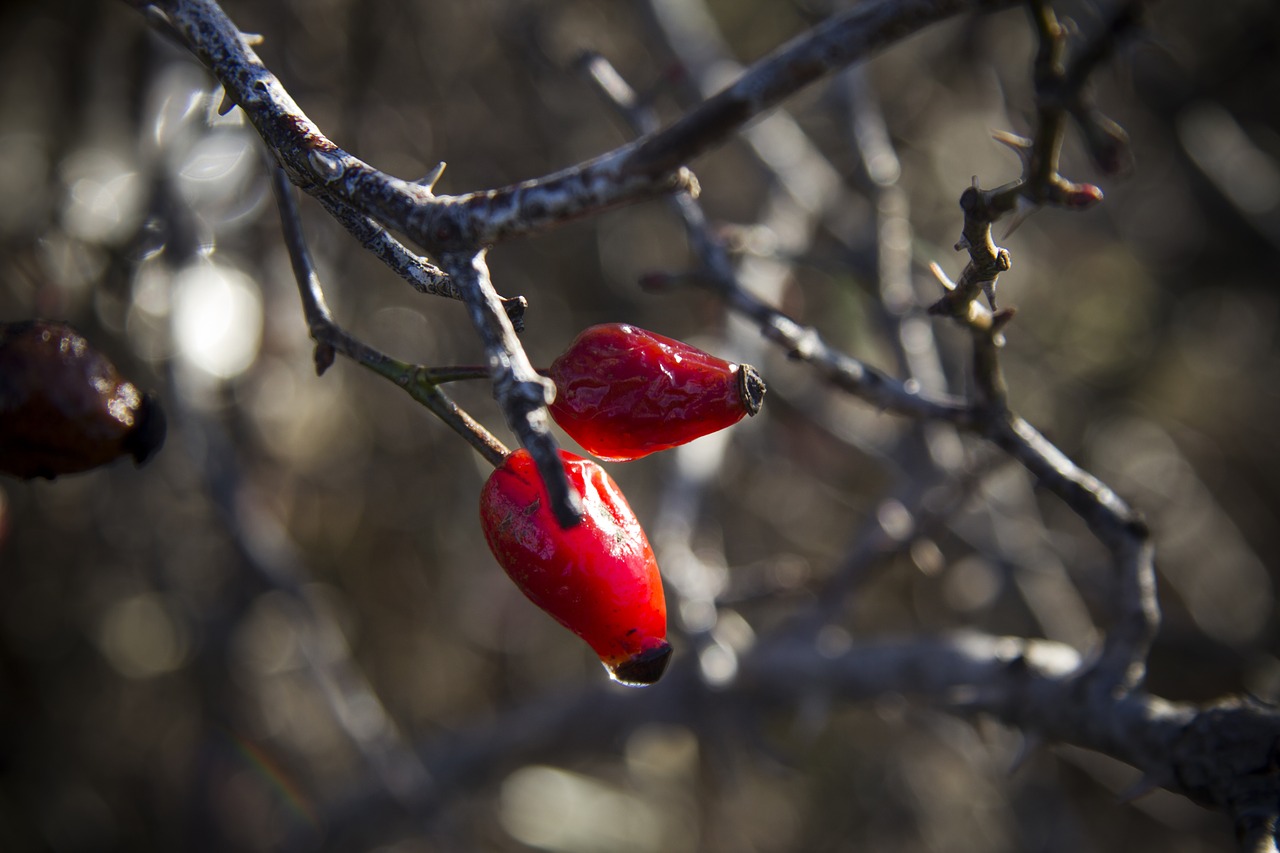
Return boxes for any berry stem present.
[271,165,510,469]
[416,366,499,384]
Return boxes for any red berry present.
[480,448,671,686]
[548,324,765,462]
[0,321,165,480]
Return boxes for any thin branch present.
[437,250,581,527]
[311,191,529,332]
[580,55,972,426]
[147,0,1019,254]
[991,415,1156,691]
[1061,0,1143,176]
[674,196,968,413]
[928,1,1139,318]
[270,165,510,468]
[329,631,1280,838]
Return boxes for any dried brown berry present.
[0,320,165,479]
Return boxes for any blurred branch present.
[627,0,1021,177]
[642,0,862,239]
[746,634,1280,834]
[169,374,432,817]
[574,10,1234,836]
[992,416,1157,692]
[338,631,1280,846]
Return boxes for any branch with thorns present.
[123,0,1280,846]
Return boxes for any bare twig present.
[169,375,432,815]
[311,191,530,332]
[148,0,1019,253]
[132,1,1272,847]
[323,632,1280,845]
[929,0,1139,317]
[436,250,580,527]
[145,0,1034,527]
[992,415,1156,692]
[271,166,510,468]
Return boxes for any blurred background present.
[1,0,1278,850]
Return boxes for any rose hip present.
[0,320,165,480]
[548,323,765,461]
[480,448,671,686]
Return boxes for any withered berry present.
[0,320,165,479]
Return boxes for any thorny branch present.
[310,189,529,332]
[135,0,1045,525]
[928,0,1138,318]
[580,9,1279,848]
[435,249,583,527]
[124,0,1280,847]
[270,166,510,469]
[145,0,579,522]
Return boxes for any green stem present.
[362,358,510,468]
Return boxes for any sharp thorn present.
[418,161,447,192]
[929,261,957,291]
[992,129,1034,151]
[216,89,235,115]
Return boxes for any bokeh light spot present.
[172,262,263,379]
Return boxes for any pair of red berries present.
[479,324,765,686]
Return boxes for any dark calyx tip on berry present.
[612,641,673,686]
[124,392,167,466]
[737,364,766,416]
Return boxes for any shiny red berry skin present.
[0,320,165,480]
[480,448,671,685]
[548,324,765,462]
